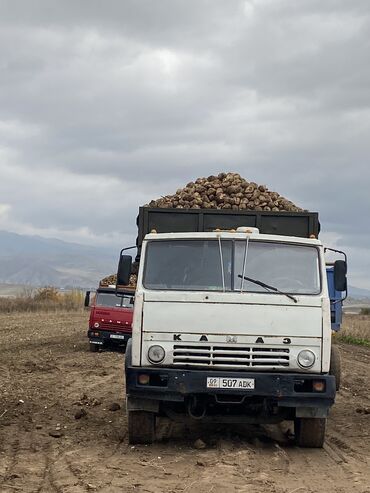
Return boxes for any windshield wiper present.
[237,275,298,303]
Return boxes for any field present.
[336,315,370,347]
[0,311,369,493]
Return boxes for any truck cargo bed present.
[136,207,319,248]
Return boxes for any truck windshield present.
[96,292,133,308]
[234,241,320,294]
[143,239,321,295]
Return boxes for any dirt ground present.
[0,311,369,493]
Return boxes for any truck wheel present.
[295,418,326,448]
[330,345,341,391]
[89,343,99,353]
[128,411,155,444]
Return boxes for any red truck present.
[85,285,134,352]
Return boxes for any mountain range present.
[347,285,370,300]
[0,231,120,288]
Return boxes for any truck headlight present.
[94,322,100,328]
[148,345,165,364]
[297,349,316,368]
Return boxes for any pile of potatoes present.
[146,172,302,212]
[101,173,303,287]
[99,274,137,288]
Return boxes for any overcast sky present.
[0,0,369,287]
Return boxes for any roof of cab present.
[143,230,322,246]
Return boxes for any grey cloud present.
[0,0,369,286]
[0,1,238,40]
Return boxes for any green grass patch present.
[336,334,370,347]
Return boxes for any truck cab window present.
[234,241,320,294]
[143,240,232,291]
[96,292,132,307]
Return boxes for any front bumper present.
[126,365,336,410]
[88,329,131,345]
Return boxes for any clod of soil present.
[8,473,21,480]
[49,430,63,438]
[74,408,88,420]
[196,460,206,467]
[108,402,121,412]
[73,395,102,407]
[193,438,207,449]
[356,406,370,414]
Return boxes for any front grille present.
[173,344,290,369]
[100,321,131,332]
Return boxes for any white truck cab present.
[119,228,347,447]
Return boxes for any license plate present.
[110,334,126,340]
[207,377,255,390]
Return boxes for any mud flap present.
[296,407,328,418]
[126,396,160,413]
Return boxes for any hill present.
[347,285,370,300]
[0,231,119,288]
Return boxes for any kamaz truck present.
[116,208,347,447]
[85,285,134,352]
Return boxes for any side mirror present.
[117,254,132,286]
[334,260,347,292]
[84,291,90,307]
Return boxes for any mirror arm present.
[324,247,347,264]
[326,247,348,301]
[120,245,136,254]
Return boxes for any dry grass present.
[0,287,85,313]
[336,314,370,347]
[2,291,368,347]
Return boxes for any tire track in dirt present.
[0,424,49,493]
[0,432,19,491]
[48,451,90,493]
[36,451,60,493]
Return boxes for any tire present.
[330,345,341,391]
[128,411,155,444]
[89,343,100,353]
[295,418,326,448]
